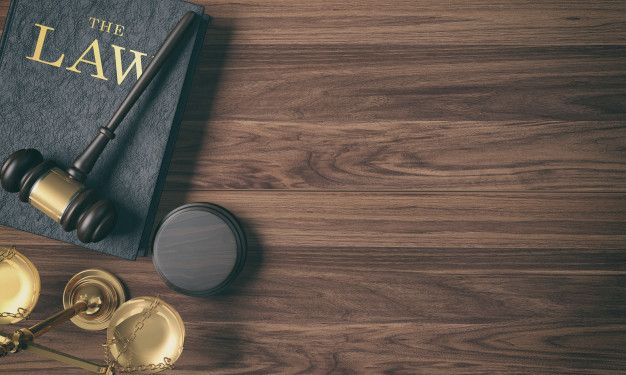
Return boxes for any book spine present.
[0,0,19,67]
[138,13,209,257]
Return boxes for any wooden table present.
[2,1,626,373]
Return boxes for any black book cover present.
[0,0,205,259]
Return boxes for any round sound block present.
[152,203,247,296]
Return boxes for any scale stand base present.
[63,269,126,331]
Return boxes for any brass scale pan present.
[0,247,40,325]
[0,247,185,373]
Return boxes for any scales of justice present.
[0,246,185,374]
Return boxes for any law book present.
[0,0,207,259]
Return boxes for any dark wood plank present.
[0,2,7,31]
[161,191,626,251]
[2,0,626,374]
[6,319,626,374]
[0,192,625,373]
[185,44,626,123]
[167,38,626,194]
[5,1,626,46]
[202,0,626,46]
[4,190,626,254]
[165,120,626,191]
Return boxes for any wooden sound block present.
[152,203,247,296]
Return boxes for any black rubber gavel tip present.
[0,149,43,193]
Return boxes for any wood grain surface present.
[1,0,626,374]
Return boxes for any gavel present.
[0,11,196,244]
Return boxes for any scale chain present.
[103,297,175,374]
[0,246,31,320]
[2,247,177,373]
[0,307,30,320]
[0,245,16,263]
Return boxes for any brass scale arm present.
[0,10,199,374]
[0,10,198,374]
[1,300,111,374]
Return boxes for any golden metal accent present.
[0,308,30,320]
[0,247,40,325]
[63,269,127,331]
[28,300,89,338]
[112,357,174,374]
[0,250,185,374]
[1,331,110,373]
[0,246,16,262]
[106,297,185,374]
[0,333,14,357]
[29,167,83,222]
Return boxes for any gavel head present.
[0,149,116,243]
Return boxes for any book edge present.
[0,0,19,67]
[0,3,207,260]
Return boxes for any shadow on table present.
[164,19,233,198]
[158,20,267,369]
[202,219,265,369]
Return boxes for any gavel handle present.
[68,11,197,182]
